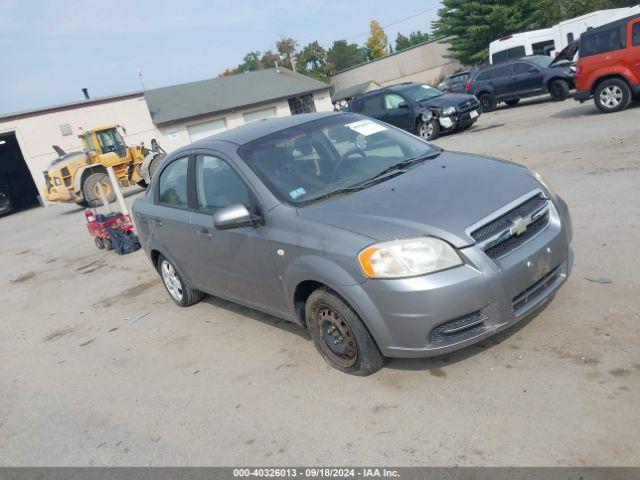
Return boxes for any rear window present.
[361,95,382,113]
[581,27,625,56]
[633,22,640,47]
[475,69,493,81]
[532,40,555,56]
[493,64,514,78]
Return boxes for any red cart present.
[85,210,135,250]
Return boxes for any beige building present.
[331,38,461,102]
[0,68,332,209]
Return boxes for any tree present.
[538,0,638,24]
[237,51,261,72]
[395,30,430,52]
[297,41,332,82]
[432,0,541,64]
[260,50,279,69]
[276,37,299,70]
[327,40,367,72]
[366,19,389,60]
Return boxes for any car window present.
[384,94,406,109]
[475,69,493,81]
[452,73,469,83]
[492,46,525,64]
[238,114,436,206]
[582,27,624,56]
[513,63,531,74]
[158,157,189,208]
[532,40,555,56]
[633,22,640,47]
[493,64,513,78]
[195,155,251,213]
[361,95,382,113]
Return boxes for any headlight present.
[442,106,456,116]
[531,169,555,196]
[358,237,463,279]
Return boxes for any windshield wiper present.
[303,151,442,206]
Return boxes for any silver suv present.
[133,112,573,376]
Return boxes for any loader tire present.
[82,172,116,208]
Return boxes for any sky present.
[0,0,442,115]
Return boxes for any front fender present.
[73,164,107,193]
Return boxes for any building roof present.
[331,81,381,103]
[145,68,330,126]
[0,91,144,123]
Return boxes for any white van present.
[489,28,554,64]
[550,5,640,55]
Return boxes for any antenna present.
[138,69,146,91]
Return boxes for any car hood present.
[419,93,475,109]
[297,151,541,248]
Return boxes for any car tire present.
[157,254,203,307]
[94,237,104,249]
[505,99,520,106]
[103,237,113,251]
[82,172,116,208]
[549,79,570,101]
[305,287,385,376]
[594,79,631,113]
[478,93,496,112]
[417,118,440,141]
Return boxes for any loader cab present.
[82,126,129,160]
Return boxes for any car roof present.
[186,111,341,149]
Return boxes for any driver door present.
[381,93,412,131]
[188,152,285,313]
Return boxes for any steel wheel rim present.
[420,121,432,140]
[315,306,357,368]
[93,179,111,197]
[161,260,183,301]
[600,86,623,108]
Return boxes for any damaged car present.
[346,82,481,140]
[133,112,573,376]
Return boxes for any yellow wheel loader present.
[42,125,165,207]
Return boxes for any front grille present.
[513,266,562,313]
[458,98,480,113]
[429,311,485,345]
[471,194,550,260]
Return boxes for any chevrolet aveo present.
[133,112,573,376]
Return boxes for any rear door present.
[491,64,515,99]
[381,93,412,130]
[151,155,195,274]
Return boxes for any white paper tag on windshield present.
[346,119,387,136]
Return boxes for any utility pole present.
[138,69,146,91]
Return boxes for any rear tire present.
[479,93,496,112]
[505,99,520,106]
[94,237,104,249]
[103,237,113,251]
[305,288,385,376]
[594,79,631,113]
[82,172,116,208]
[549,79,570,101]
[157,254,203,307]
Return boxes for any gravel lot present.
[1,97,639,466]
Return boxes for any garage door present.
[187,118,227,142]
[243,107,277,124]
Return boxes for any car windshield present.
[527,56,554,68]
[399,84,443,102]
[238,114,437,206]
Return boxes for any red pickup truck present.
[574,13,640,113]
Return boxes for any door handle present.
[153,218,163,227]
[196,228,213,239]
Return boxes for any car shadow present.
[551,99,640,119]
[385,302,549,372]
[201,295,311,341]
[495,95,552,110]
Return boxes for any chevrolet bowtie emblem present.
[509,215,533,236]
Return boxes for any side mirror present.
[213,204,259,230]
[398,101,409,109]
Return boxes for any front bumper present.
[342,196,573,358]
[439,109,481,131]
[42,187,81,204]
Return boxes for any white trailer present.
[550,5,640,55]
[489,28,554,64]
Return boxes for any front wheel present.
[305,288,385,376]
[549,79,570,101]
[417,118,440,141]
[594,79,631,113]
[82,172,116,207]
[157,254,203,307]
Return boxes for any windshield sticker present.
[289,187,306,199]
[346,119,387,136]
